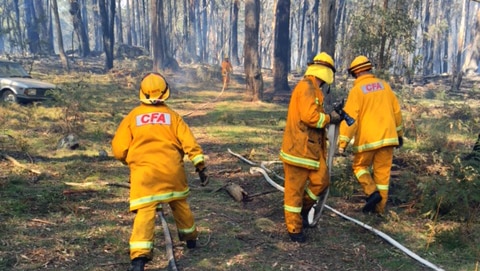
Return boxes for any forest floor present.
[0,56,479,271]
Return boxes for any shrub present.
[418,155,479,223]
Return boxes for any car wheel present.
[1,90,17,103]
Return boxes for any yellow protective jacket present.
[279,76,332,170]
[221,61,233,75]
[112,103,205,211]
[339,74,404,153]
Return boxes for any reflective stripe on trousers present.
[283,159,329,234]
[129,199,198,260]
[352,146,394,213]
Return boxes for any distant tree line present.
[0,0,478,99]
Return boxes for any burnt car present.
[0,60,56,103]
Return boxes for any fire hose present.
[227,148,445,271]
[158,205,179,271]
[182,72,228,117]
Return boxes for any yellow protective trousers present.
[283,162,329,234]
[129,199,198,260]
[352,146,394,213]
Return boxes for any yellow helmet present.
[139,72,170,104]
[304,52,336,84]
[348,55,372,76]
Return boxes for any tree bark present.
[422,0,433,77]
[34,0,53,54]
[272,0,291,94]
[125,0,132,45]
[151,0,163,70]
[25,0,40,54]
[51,0,70,71]
[99,0,115,70]
[378,0,388,70]
[151,0,178,71]
[199,0,207,62]
[188,0,198,62]
[69,0,91,57]
[244,0,264,101]
[320,0,336,108]
[231,0,240,65]
[116,0,124,44]
[311,0,320,59]
[320,0,335,56]
[452,0,468,91]
[463,8,480,74]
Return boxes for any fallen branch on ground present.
[64,181,130,189]
[224,183,248,202]
[1,153,42,175]
[63,189,98,195]
[246,189,279,200]
[31,218,56,225]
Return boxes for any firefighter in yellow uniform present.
[279,52,342,242]
[338,56,404,214]
[221,56,233,86]
[112,73,208,271]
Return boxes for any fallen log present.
[224,183,248,202]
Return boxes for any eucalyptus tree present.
[463,8,480,74]
[151,0,178,70]
[231,0,241,65]
[98,0,115,70]
[115,0,123,44]
[343,0,416,78]
[69,0,90,57]
[187,0,198,62]
[320,0,335,57]
[452,0,468,91]
[34,0,53,54]
[25,0,40,54]
[244,0,263,101]
[272,0,291,94]
[51,0,70,71]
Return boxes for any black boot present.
[301,209,311,228]
[362,191,382,213]
[289,232,306,243]
[186,239,196,249]
[127,257,147,271]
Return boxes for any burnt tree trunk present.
[320,0,335,57]
[51,0,70,71]
[99,0,115,70]
[272,0,291,94]
[231,0,240,65]
[69,0,90,57]
[244,0,264,101]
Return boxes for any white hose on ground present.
[158,206,178,271]
[228,149,445,271]
[250,167,284,192]
[260,161,284,180]
[182,76,228,117]
[323,205,445,271]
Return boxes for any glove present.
[397,136,403,149]
[196,167,209,186]
[329,111,342,125]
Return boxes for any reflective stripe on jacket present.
[112,103,205,211]
[339,74,404,153]
[280,76,331,170]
